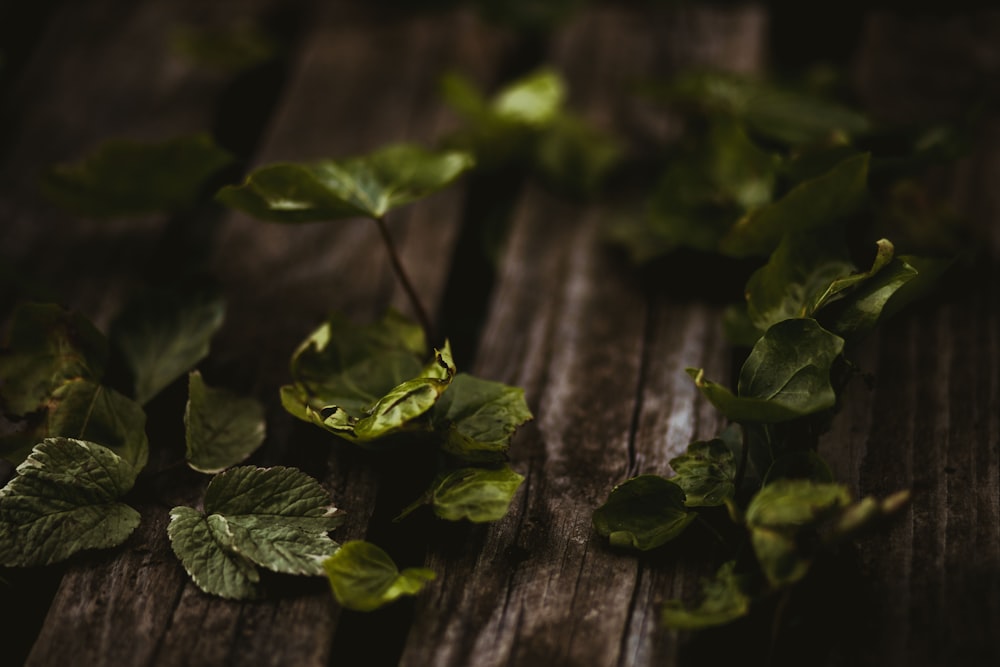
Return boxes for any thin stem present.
[374,215,436,344]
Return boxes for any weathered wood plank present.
[818,12,1000,667]
[20,5,511,667]
[399,6,765,666]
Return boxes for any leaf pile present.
[594,67,958,632]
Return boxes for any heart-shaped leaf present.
[688,318,844,423]
[185,371,266,474]
[592,475,695,550]
[217,144,474,222]
[324,540,435,612]
[168,466,343,600]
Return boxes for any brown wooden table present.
[1,2,998,665]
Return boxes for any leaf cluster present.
[441,69,620,195]
[593,68,959,633]
[608,70,964,263]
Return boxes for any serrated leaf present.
[592,475,695,551]
[41,134,233,217]
[688,318,844,423]
[168,466,343,600]
[662,561,751,629]
[111,289,226,404]
[669,438,737,507]
[745,479,851,586]
[323,540,435,612]
[0,303,107,417]
[423,465,524,523]
[185,371,265,474]
[433,373,533,462]
[720,153,869,258]
[47,379,149,472]
[216,143,474,222]
[0,437,140,567]
[167,506,261,600]
[746,232,896,332]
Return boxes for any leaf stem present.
[695,513,728,548]
[373,215,436,345]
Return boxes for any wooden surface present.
[1,2,998,666]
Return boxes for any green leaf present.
[745,232,896,332]
[216,144,474,222]
[0,303,107,417]
[611,119,777,263]
[720,153,869,258]
[661,561,751,629]
[41,134,233,217]
[0,437,140,567]
[688,318,844,423]
[422,466,524,523]
[286,310,426,416]
[168,466,343,600]
[535,113,621,194]
[111,289,226,405]
[669,438,737,507]
[741,89,870,146]
[669,70,870,145]
[745,479,850,586]
[324,540,435,612]
[433,373,533,462]
[282,311,456,444]
[491,69,566,126]
[185,371,266,474]
[820,255,947,339]
[47,379,149,472]
[592,475,695,551]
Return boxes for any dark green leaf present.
[745,232,896,332]
[0,303,107,417]
[426,465,524,523]
[216,144,474,222]
[47,379,149,472]
[821,256,949,339]
[669,438,737,507]
[41,134,233,217]
[0,437,140,567]
[324,540,435,612]
[535,113,621,194]
[688,318,844,423]
[433,373,533,462]
[745,479,850,586]
[185,371,266,474]
[661,561,751,629]
[168,466,343,599]
[669,70,870,145]
[111,289,226,404]
[720,153,869,258]
[282,311,455,444]
[592,475,695,550]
